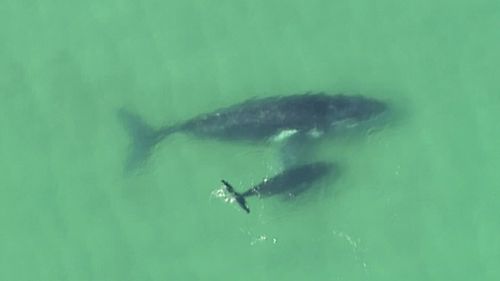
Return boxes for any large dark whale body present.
[119,93,386,171]
[222,161,335,213]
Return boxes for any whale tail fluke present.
[118,109,177,173]
[221,180,250,214]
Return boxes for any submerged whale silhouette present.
[221,161,335,213]
[119,93,386,171]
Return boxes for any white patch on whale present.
[270,129,298,142]
[331,118,359,129]
[307,128,324,138]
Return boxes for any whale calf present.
[221,161,335,213]
[119,93,386,171]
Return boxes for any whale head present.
[325,95,387,128]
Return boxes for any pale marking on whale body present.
[270,129,299,142]
[307,128,324,138]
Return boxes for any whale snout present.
[356,97,388,120]
[370,99,387,114]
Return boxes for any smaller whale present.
[221,162,335,213]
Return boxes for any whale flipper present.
[221,180,250,213]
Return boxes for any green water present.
[1,0,499,280]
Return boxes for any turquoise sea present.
[1,0,499,280]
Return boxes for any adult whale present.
[119,93,386,171]
[221,161,335,213]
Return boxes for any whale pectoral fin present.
[221,180,250,214]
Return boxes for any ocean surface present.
[1,0,499,280]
